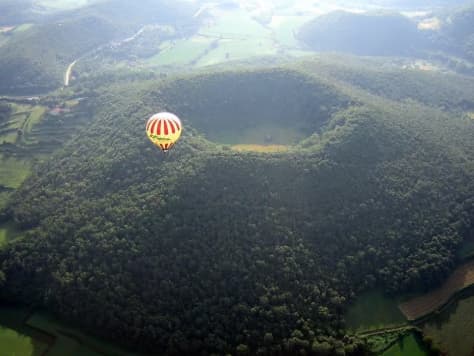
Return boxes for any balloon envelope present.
[146,112,182,152]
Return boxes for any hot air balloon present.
[146,112,182,153]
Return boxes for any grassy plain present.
[231,144,289,153]
[147,9,296,69]
[0,306,51,356]
[345,290,406,333]
[147,37,213,66]
[381,333,430,356]
[27,312,139,356]
[422,293,474,356]
[0,155,31,189]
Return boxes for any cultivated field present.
[422,293,474,356]
[398,260,474,321]
[381,332,429,356]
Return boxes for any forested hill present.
[0,62,473,355]
[0,16,120,94]
[437,4,474,60]
[298,11,424,56]
[0,0,199,94]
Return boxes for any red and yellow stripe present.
[146,112,182,152]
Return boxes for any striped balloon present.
[146,112,182,153]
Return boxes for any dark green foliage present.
[298,11,426,56]
[0,62,473,355]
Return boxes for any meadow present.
[381,332,430,356]
[146,8,309,69]
[0,305,139,356]
[0,306,51,356]
[345,290,406,333]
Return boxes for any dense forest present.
[298,3,474,72]
[298,11,425,56]
[0,59,473,355]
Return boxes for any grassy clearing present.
[0,221,23,247]
[399,261,474,321]
[0,104,46,144]
[231,144,289,153]
[27,312,139,356]
[146,36,213,66]
[0,155,31,189]
[196,10,276,66]
[197,37,277,67]
[207,124,304,146]
[381,332,430,356]
[0,327,49,356]
[23,106,46,133]
[422,293,474,356]
[345,290,406,333]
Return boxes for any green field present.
[346,290,406,333]
[0,103,46,144]
[196,37,277,67]
[381,333,430,356]
[0,306,51,356]
[422,293,474,356]
[0,155,31,189]
[147,36,213,67]
[146,9,292,69]
[207,123,304,146]
[27,312,140,356]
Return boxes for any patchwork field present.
[422,293,474,356]
[146,9,308,69]
[399,261,474,321]
[345,290,406,333]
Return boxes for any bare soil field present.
[399,260,474,321]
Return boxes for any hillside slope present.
[0,16,120,94]
[0,63,473,355]
[298,11,425,56]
